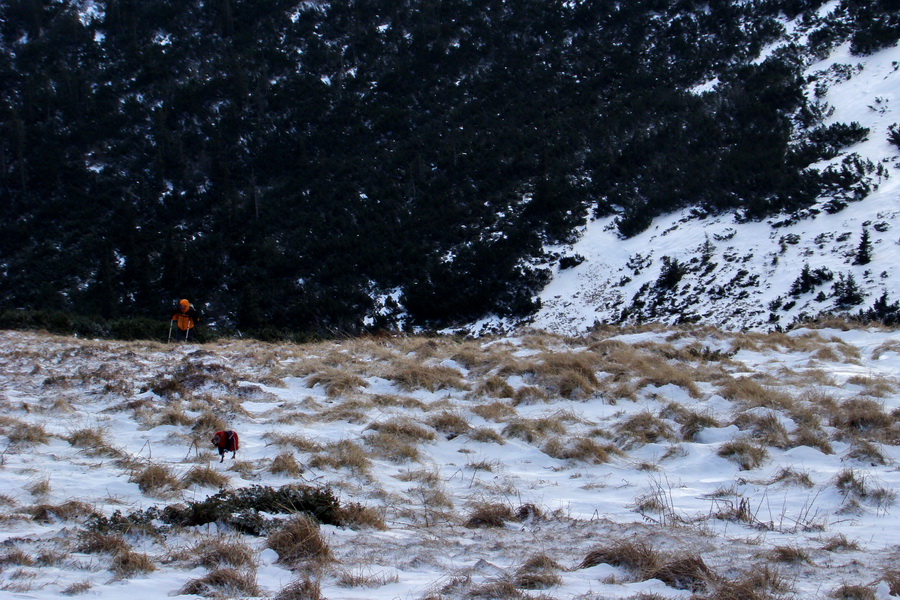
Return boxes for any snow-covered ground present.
[2,324,900,599]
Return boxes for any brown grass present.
[577,540,660,576]
[829,583,876,599]
[831,397,894,441]
[502,417,567,443]
[110,549,157,577]
[77,531,130,555]
[130,463,183,495]
[335,502,387,530]
[366,418,436,442]
[528,351,603,399]
[768,544,810,564]
[732,411,790,449]
[543,436,622,464]
[190,536,256,569]
[8,422,50,445]
[464,502,514,528]
[427,411,472,439]
[514,553,563,590]
[718,376,794,410]
[273,577,324,600]
[767,466,814,488]
[472,401,517,421]
[29,500,93,522]
[475,375,516,399]
[307,368,369,397]
[182,465,231,489]
[647,554,714,592]
[717,439,769,470]
[267,515,332,565]
[179,568,261,597]
[61,580,94,596]
[615,411,675,448]
[308,439,372,474]
[270,452,304,477]
[386,361,468,392]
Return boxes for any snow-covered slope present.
[532,35,900,335]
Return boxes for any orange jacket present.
[172,300,199,331]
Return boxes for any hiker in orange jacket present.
[171,299,200,341]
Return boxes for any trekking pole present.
[168,320,174,343]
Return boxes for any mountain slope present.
[529,32,900,335]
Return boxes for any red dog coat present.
[211,430,239,462]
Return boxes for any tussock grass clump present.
[768,544,810,564]
[577,539,661,576]
[182,465,231,489]
[29,500,93,522]
[502,417,567,444]
[307,368,369,397]
[191,412,227,433]
[647,554,714,592]
[61,580,93,596]
[334,502,387,530]
[67,427,122,458]
[179,567,261,598]
[130,463,183,495]
[370,394,427,410]
[8,422,50,445]
[191,536,256,569]
[542,436,622,464]
[821,533,860,552]
[515,553,563,590]
[767,466,814,488]
[704,564,791,599]
[270,452,304,477]
[267,515,332,565]
[469,427,506,444]
[0,548,35,566]
[828,583,876,599]
[366,418,436,442]
[472,401,517,421]
[110,549,157,577]
[717,439,769,470]
[464,502,514,528]
[274,577,323,600]
[831,398,895,441]
[427,411,472,439]
[157,406,193,427]
[77,531,130,554]
[718,376,794,410]
[676,410,721,442]
[791,426,834,454]
[475,375,516,399]
[386,361,468,392]
[615,411,675,448]
[26,477,51,497]
[528,351,603,399]
[732,411,790,449]
[308,439,372,474]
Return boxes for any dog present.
[211,430,239,462]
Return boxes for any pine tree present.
[853,227,872,265]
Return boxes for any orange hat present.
[179,299,190,308]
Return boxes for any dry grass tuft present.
[647,554,714,592]
[615,411,675,448]
[110,548,157,577]
[308,439,372,474]
[307,368,369,397]
[716,438,769,470]
[273,576,324,600]
[732,411,790,449]
[829,583,876,599]
[472,401,517,421]
[366,418,436,442]
[179,568,261,598]
[718,376,794,409]
[577,539,660,576]
[8,422,50,445]
[427,411,472,439]
[464,502,514,528]
[182,465,231,489]
[528,351,603,399]
[475,375,516,399]
[386,361,468,392]
[821,533,861,552]
[768,544,810,564]
[270,452,305,477]
[130,463,183,495]
[514,553,563,590]
[267,515,332,565]
[335,502,387,530]
[61,580,94,596]
[77,531,130,555]
[502,417,567,444]
[831,398,895,442]
[542,436,622,464]
[469,427,506,444]
[191,536,256,569]
[29,500,93,522]
[767,466,814,488]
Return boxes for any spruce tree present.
[853,227,872,265]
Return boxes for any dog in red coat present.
[211,430,239,462]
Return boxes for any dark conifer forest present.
[1,0,898,335]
